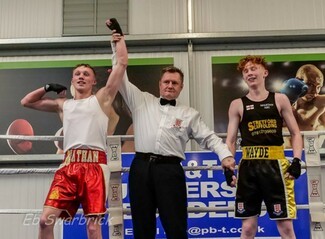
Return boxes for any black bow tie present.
[160,98,176,106]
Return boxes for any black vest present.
[239,92,284,147]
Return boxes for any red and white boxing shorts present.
[44,149,110,220]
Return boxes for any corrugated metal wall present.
[0,174,62,239]
[0,0,62,38]
[129,0,188,34]
[193,0,325,32]
[2,0,325,37]
[63,0,129,35]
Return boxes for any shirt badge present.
[246,104,254,110]
[173,118,183,128]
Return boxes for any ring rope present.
[0,168,58,174]
[1,131,325,142]
[0,135,134,141]
[0,164,312,175]
[0,204,314,215]
[0,166,225,175]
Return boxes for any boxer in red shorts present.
[21,18,127,239]
[45,149,108,220]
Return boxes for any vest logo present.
[246,104,254,110]
[243,146,269,158]
[248,119,277,131]
[260,103,273,109]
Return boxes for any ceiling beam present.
[1,29,325,56]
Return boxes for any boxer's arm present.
[277,93,302,160]
[96,18,128,110]
[226,99,241,157]
[106,18,123,35]
[223,99,240,186]
[21,86,65,113]
[276,93,303,179]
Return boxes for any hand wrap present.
[224,168,235,186]
[44,83,67,94]
[107,18,123,35]
[286,157,301,179]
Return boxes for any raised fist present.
[106,18,123,35]
[44,83,67,94]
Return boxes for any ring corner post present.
[303,131,325,239]
[107,136,124,239]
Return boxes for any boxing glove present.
[44,83,67,94]
[280,78,308,104]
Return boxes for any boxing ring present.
[0,133,324,239]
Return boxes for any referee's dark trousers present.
[129,152,188,239]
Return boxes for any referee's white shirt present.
[119,73,232,160]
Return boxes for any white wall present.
[0,0,62,38]
[2,0,325,38]
[0,174,62,239]
[129,0,188,34]
[193,0,325,32]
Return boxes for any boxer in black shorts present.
[223,55,302,239]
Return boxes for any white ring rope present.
[1,131,325,142]
[0,204,315,215]
[0,135,134,141]
[0,166,225,175]
[0,168,58,174]
[0,164,311,175]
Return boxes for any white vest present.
[63,95,108,152]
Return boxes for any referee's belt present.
[64,149,107,164]
[136,152,182,164]
[241,146,285,160]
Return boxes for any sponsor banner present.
[63,150,309,239]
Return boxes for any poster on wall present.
[212,53,325,147]
[0,57,173,155]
